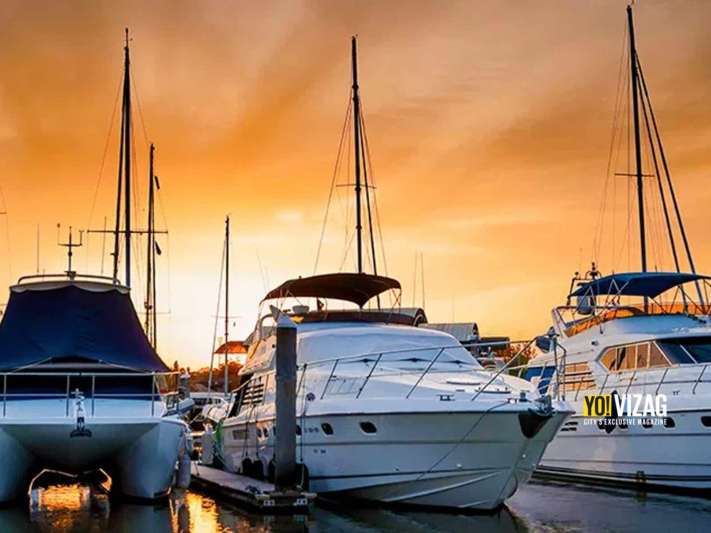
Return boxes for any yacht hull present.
[222,408,568,510]
[0,415,186,502]
[537,411,711,491]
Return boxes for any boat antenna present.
[58,225,83,279]
[627,5,646,274]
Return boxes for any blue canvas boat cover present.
[0,282,169,371]
[569,272,710,299]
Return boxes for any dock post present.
[275,313,297,490]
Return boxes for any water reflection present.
[3,480,711,532]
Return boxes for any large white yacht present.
[528,270,711,491]
[527,6,711,493]
[217,272,571,510]
[0,274,187,503]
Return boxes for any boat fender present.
[200,425,215,465]
[176,428,192,489]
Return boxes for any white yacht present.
[0,274,187,503]
[217,272,571,511]
[528,270,711,491]
[527,6,711,493]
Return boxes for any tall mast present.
[145,144,156,347]
[112,29,133,286]
[123,28,133,288]
[351,36,363,274]
[224,215,230,396]
[627,5,647,273]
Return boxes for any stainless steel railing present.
[0,371,180,418]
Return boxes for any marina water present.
[3,480,711,532]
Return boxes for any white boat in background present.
[528,271,711,491]
[0,274,187,503]
[217,273,571,511]
[526,6,711,493]
[0,29,189,504]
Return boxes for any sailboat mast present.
[123,28,133,288]
[145,144,156,347]
[627,6,647,273]
[224,215,230,396]
[351,36,363,274]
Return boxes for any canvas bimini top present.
[261,272,401,307]
[0,280,169,372]
[569,272,711,299]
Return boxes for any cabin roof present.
[569,272,710,299]
[0,281,168,372]
[261,272,401,307]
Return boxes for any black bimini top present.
[261,273,401,307]
[0,281,169,372]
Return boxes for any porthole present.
[321,423,334,435]
[702,416,711,427]
[263,427,269,438]
[296,425,302,436]
[641,419,653,429]
[256,427,263,438]
[359,421,377,434]
[664,417,675,428]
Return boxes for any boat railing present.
[0,371,181,418]
[556,299,711,337]
[14,273,123,286]
[591,363,711,397]
[239,339,545,404]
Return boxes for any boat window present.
[296,425,302,436]
[618,346,634,371]
[359,421,377,434]
[321,423,334,435]
[600,343,672,371]
[648,343,670,368]
[663,417,675,429]
[658,339,703,365]
[701,416,711,428]
[676,337,711,364]
[600,348,618,370]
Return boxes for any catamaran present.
[0,30,187,503]
[211,37,571,511]
[527,6,711,492]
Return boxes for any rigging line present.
[0,185,11,284]
[638,82,679,271]
[611,56,628,267]
[87,76,122,231]
[636,59,698,276]
[358,111,378,277]
[338,230,356,272]
[593,22,628,262]
[207,235,227,395]
[359,103,389,275]
[131,74,151,149]
[611,43,631,267]
[314,94,352,274]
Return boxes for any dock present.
[190,462,315,513]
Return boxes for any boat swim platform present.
[190,462,315,513]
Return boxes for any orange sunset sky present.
[1,1,711,368]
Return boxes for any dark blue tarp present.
[569,272,710,298]
[0,283,169,371]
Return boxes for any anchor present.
[70,388,92,438]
